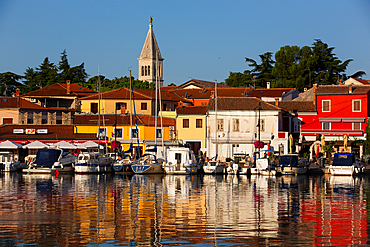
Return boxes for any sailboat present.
[203,80,226,174]
[132,50,164,174]
[113,70,134,174]
[75,73,113,174]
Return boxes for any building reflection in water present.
[0,172,369,246]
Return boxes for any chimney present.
[275,97,279,107]
[349,84,353,94]
[66,80,71,94]
[178,101,184,108]
[267,81,271,89]
[210,91,215,98]
[313,84,317,106]
[15,88,20,96]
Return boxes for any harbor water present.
[1,173,369,246]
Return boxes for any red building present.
[300,84,370,156]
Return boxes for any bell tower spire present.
[138,17,164,87]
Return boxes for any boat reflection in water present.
[1,172,370,246]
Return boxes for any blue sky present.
[1,0,369,86]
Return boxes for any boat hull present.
[75,163,113,173]
[113,163,134,174]
[23,166,74,174]
[250,167,276,176]
[329,165,363,176]
[132,164,164,174]
[164,165,198,175]
[203,165,225,174]
[277,166,307,175]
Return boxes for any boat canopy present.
[279,155,298,167]
[34,149,62,168]
[332,153,354,166]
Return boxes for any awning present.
[342,118,365,123]
[319,118,341,123]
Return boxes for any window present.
[116,102,127,111]
[141,66,144,76]
[27,112,33,124]
[353,122,361,130]
[196,119,202,128]
[91,103,98,114]
[353,99,361,112]
[156,128,162,138]
[322,100,330,112]
[2,118,13,124]
[131,128,139,139]
[323,122,330,130]
[141,102,147,111]
[233,119,239,132]
[148,66,150,76]
[217,119,224,131]
[183,119,189,128]
[163,104,167,111]
[42,112,48,124]
[259,119,265,132]
[97,127,106,138]
[56,112,62,124]
[114,128,123,138]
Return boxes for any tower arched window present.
[159,66,161,77]
[141,66,144,76]
[145,66,147,76]
[148,66,150,76]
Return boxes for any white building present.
[206,97,289,160]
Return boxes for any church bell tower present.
[138,17,164,87]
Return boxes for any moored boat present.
[74,152,113,174]
[113,155,134,174]
[251,157,276,176]
[276,154,308,175]
[23,149,76,174]
[329,153,364,176]
[131,153,164,174]
[0,151,24,172]
[164,147,198,175]
[203,159,226,174]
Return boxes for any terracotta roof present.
[172,79,230,90]
[248,88,296,98]
[315,85,370,95]
[161,86,176,91]
[80,87,152,100]
[75,114,175,126]
[22,83,96,97]
[0,125,96,141]
[351,78,370,85]
[207,97,281,111]
[135,89,192,102]
[170,87,253,99]
[176,106,207,115]
[278,101,316,112]
[0,97,74,111]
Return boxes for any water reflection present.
[0,173,369,246]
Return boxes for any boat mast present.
[155,52,158,148]
[98,71,101,151]
[130,69,133,145]
[157,50,164,158]
[215,79,218,160]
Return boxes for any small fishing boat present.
[203,158,226,174]
[74,152,113,174]
[131,153,164,174]
[164,147,198,175]
[0,151,23,172]
[226,153,251,175]
[329,153,364,176]
[23,149,76,174]
[276,154,308,175]
[113,155,134,174]
[251,157,276,176]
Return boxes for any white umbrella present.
[77,141,103,149]
[54,141,77,149]
[22,141,49,149]
[0,140,23,149]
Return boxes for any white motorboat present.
[164,147,198,175]
[329,153,364,176]
[203,159,226,174]
[276,154,308,175]
[250,158,276,176]
[227,153,251,175]
[23,149,76,174]
[74,152,113,174]
[0,151,23,172]
[131,153,164,174]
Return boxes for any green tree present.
[224,71,252,87]
[57,50,88,84]
[0,72,23,96]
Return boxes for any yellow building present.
[176,106,207,157]
[74,114,176,156]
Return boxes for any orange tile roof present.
[352,78,370,85]
[315,85,370,95]
[80,87,152,100]
[0,97,74,111]
[176,106,207,115]
[207,97,281,111]
[248,88,296,98]
[75,114,175,126]
[170,87,253,99]
[172,79,230,89]
[278,101,316,112]
[22,83,96,97]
